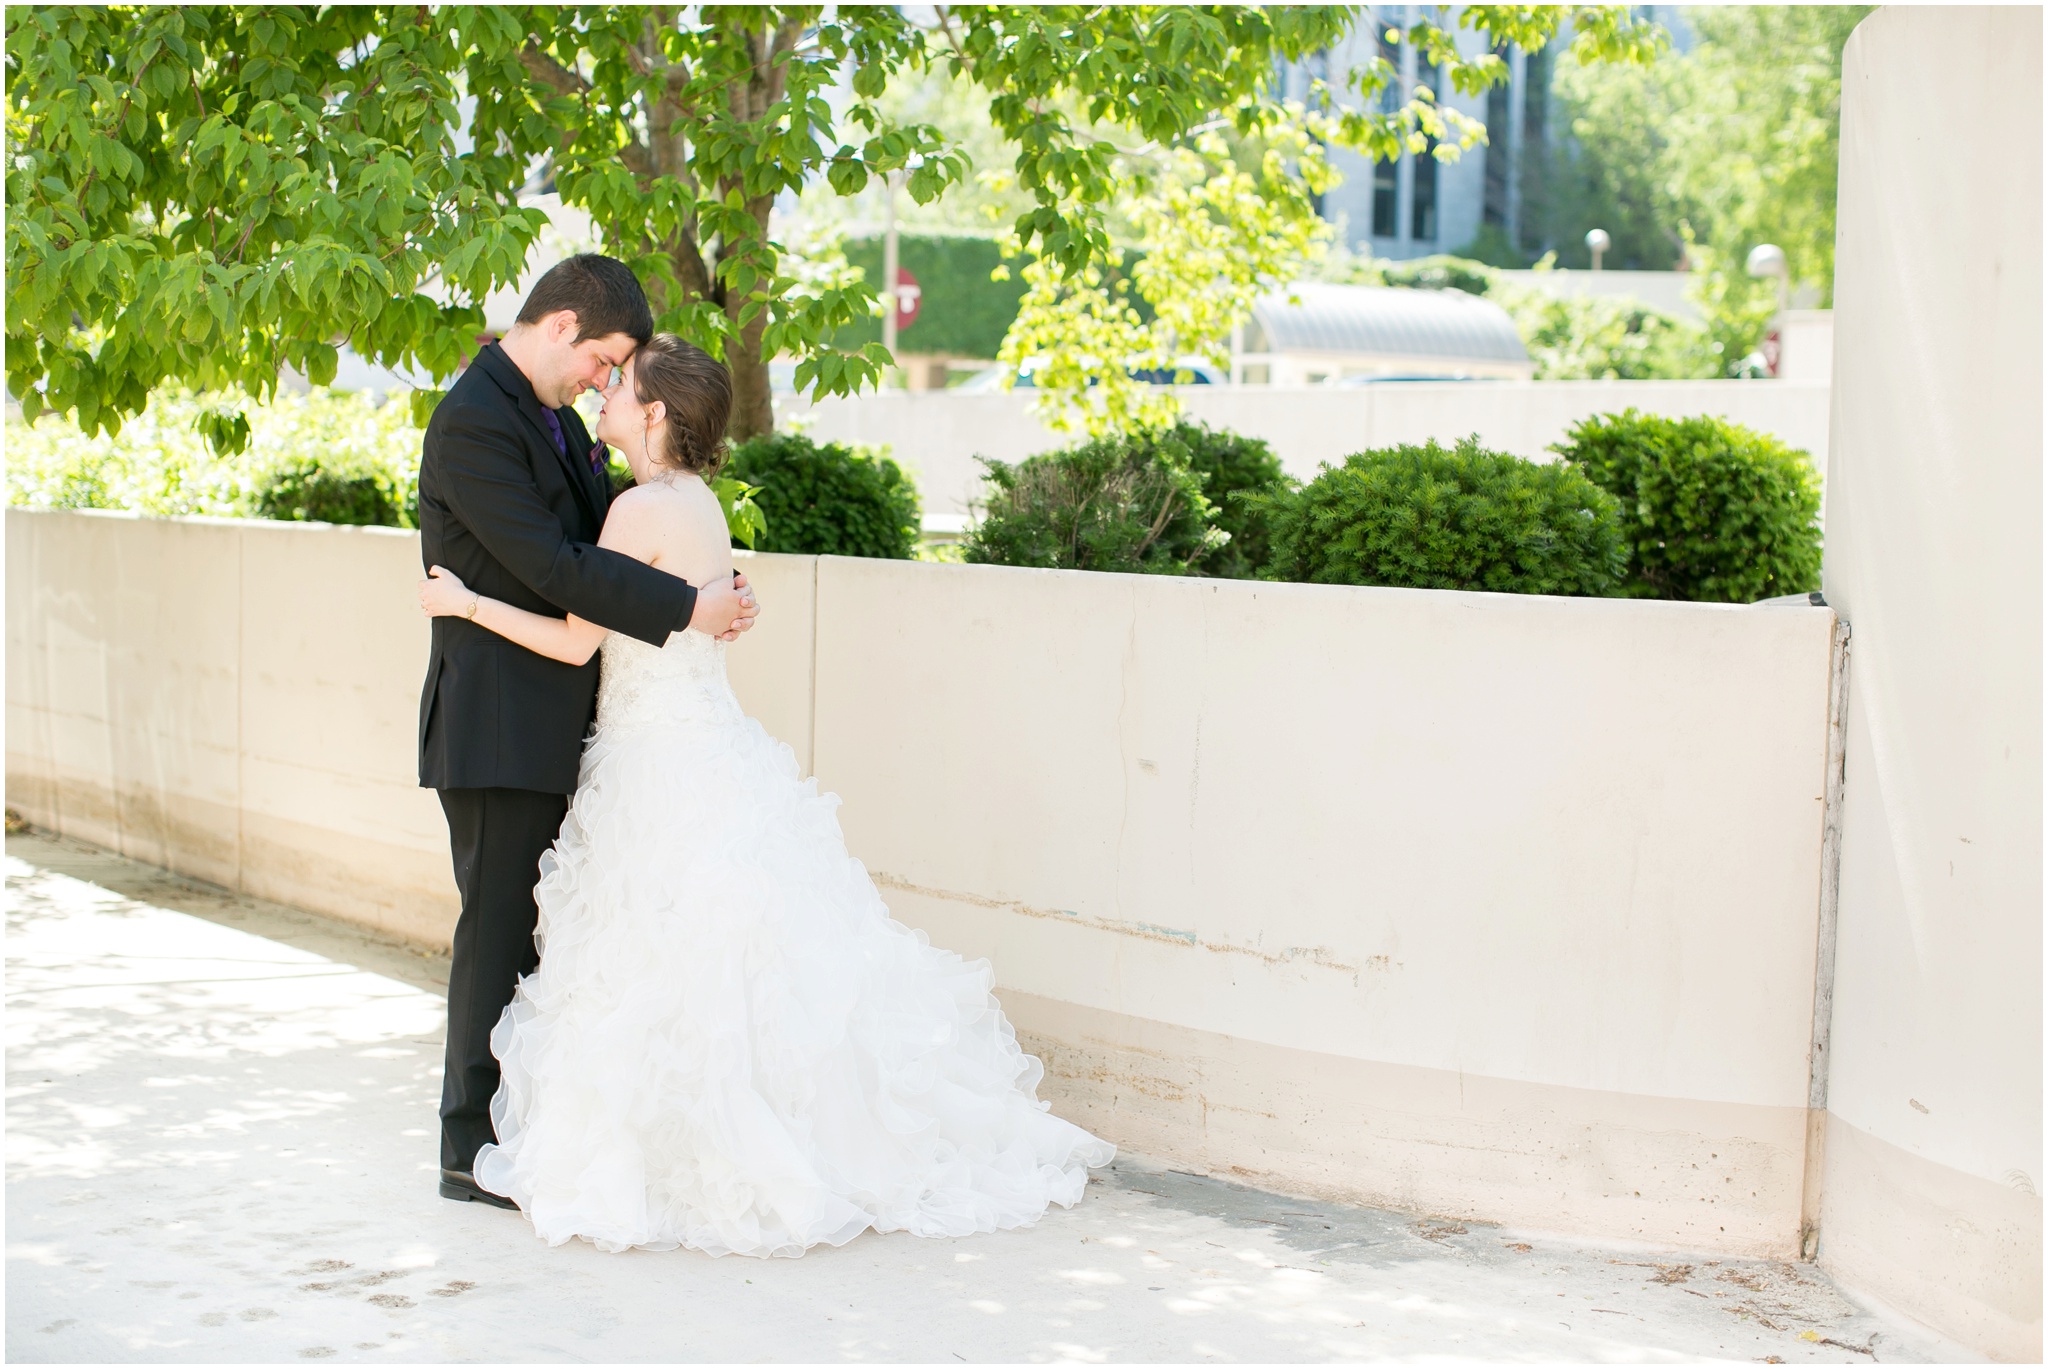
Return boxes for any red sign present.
[893,266,922,331]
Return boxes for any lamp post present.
[1746,243,1790,376]
[1585,228,1610,271]
[881,170,900,381]
[1746,242,1790,313]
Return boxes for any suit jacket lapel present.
[561,405,612,518]
[475,345,603,529]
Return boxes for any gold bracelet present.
[463,593,479,621]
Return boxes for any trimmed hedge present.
[964,434,1223,575]
[1260,437,1625,596]
[722,432,920,559]
[1377,253,1499,297]
[255,458,410,527]
[1554,409,1823,602]
[840,233,1028,359]
[837,233,1155,360]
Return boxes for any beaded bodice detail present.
[595,629,739,732]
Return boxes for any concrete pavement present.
[5,831,1971,1363]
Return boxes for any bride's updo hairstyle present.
[634,333,732,479]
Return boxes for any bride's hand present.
[420,566,477,618]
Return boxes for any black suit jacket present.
[416,343,697,793]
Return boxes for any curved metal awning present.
[1246,282,1530,364]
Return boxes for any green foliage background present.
[722,432,921,559]
[6,388,420,524]
[1338,253,1721,380]
[1259,438,1626,597]
[1529,6,1872,367]
[1555,410,1822,602]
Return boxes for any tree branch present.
[521,41,655,180]
[931,5,966,60]
[520,44,591,100]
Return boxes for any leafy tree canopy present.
[7,4,1664,447]
[1538,5,1872,368]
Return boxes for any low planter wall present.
[7,506,1839,1258]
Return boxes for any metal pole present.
[881,172,899,379]
[1799,615,1853,1261]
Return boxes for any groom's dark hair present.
[515,253,653,345]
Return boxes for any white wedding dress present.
[473,627,1114,1256]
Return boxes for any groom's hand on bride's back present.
[695,570,760,642]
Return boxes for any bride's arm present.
[419,567,610,665]
[418,495,668,666]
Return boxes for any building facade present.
[1280,6,1690,263]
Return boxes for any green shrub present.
[964,434,1223,575]
[1554,410,1822,602]
[723,432,920,558]
[1116,422,1291,580]
[1324,252,1720,380]
[1260,437,1625,596]
[1376,253,1500,296]
[1487,278,1721,380]
[254,458,408,526]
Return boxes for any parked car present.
[954,358,1226,392]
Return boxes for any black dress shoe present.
[440,1167,519,1210]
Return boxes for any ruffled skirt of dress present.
[472,700,1115,1257]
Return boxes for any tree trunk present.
[713,21,800,441]
[725,324,776,440]
[548,14,798,441]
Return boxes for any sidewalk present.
[5,831,1968,1364]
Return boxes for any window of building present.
[1373,160,1400,239]
[1307,47,1332,218]
[1375,17,1403,115]
[1411,142,1438,241]
[1411,57,1439,242]
[1518,47,1550,256]
[1482,44,1512,229]
[1371,17,1402,238]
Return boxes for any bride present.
[417,334,1114,1258]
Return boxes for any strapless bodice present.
[595,629,740,732]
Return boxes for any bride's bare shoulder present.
[598,480,690,550]
[608,479,704,523]
[602,477,724,553]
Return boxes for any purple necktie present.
[541,406,607,477]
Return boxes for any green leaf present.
[711,475,768,549]
[193,406,252,456]
[409,387,445,428]
[304,342,338,387]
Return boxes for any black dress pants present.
[437,786,571,1172]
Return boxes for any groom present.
[416,253,758,1207]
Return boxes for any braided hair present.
[632,333,732,478]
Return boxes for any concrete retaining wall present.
[780,379,1832,521]
[8,506,1842,1262]
[1815,9,2043,1360]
